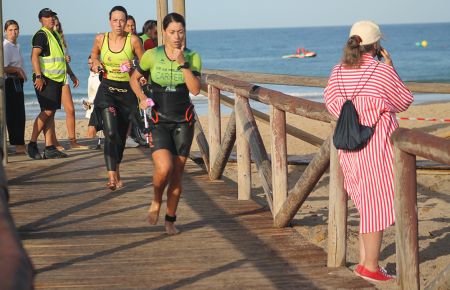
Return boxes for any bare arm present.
[4,66,27,81]
[31,47,45,91]
[131,35,144,61]
[130,69,149,110]
[172,46,201,95]
[66,63,79,88]
[90,34,104,73]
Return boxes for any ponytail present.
[341,35,377,68]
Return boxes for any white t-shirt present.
[86,71,101,118]
[3,38,24,78]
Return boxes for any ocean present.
[16,23,450,119]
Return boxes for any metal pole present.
[156,0,168,45]
[0,0,8,164]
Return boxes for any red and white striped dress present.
[324,54,414,233]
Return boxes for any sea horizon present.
[14,22,450,119]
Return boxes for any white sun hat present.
[349,20,382,45]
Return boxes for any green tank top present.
[138,45,201,91]
[100,33,134,82]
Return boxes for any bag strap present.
[337,62,379,101]
[337,61,382,128]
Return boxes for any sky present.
[2,0,450,35]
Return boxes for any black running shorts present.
[35,75,63,111]
[148,121,195,156]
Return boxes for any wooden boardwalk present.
[5,142,373,289]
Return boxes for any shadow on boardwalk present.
[6,144,372,289]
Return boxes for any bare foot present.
[165,221,180,235]
[147,202,161,225]
[106,179,116,191]
[56,145,65,151]
[116,180,124,189]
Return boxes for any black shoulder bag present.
[333,63,382,151]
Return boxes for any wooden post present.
[172,0,185,17]
[273,136,330,227]
[0,2,7,164]
[208,85,221,170]
[172,0,186,46]
[235,94,251,200]
[193,113,209,170]
[327,136,347,267]
[209,110,236,180]
[156,0,168,45]
[270,106,287,216]
[394,145,419,290]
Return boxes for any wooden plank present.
[0,164,34,289]
[209,110,236,180]
[200,89,325,147]
[208,85,221,168]
[4,141,373,289]
[202,74,333,123]
[235,95,251,200]
[424,262,450,290]
[203,69,450,94]
[392,128,450,165]
[327,136,347,267]
[274,137,331,228]
[156,0,168,45]
[394,144,420,290]
[193,112,210,170]
[270,106,287,216]
[235,96,273,210]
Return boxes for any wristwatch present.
[177,62,189,70]
[35,74,43,79]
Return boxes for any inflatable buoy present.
[416,40,428,47]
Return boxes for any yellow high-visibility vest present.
[34,27,66,83]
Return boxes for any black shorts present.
[35,75,63,111]
[94,79,137,115]
[149,121,195,156]
[88,107,103,131]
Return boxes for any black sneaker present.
[43,147,69,159]
[27,143,42,160]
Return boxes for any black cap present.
[38,8,57,19]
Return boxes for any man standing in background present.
[28,8,78,159]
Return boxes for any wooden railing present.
[0,161,34,289]
[196,72,348,266]
[196,70,450,289]
[391,128,450,290]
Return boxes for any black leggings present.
[102,107,130,171]
[5,78,25,145]
[95,79,137,171]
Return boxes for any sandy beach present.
[21,100,449,288]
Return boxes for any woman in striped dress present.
[324,20,413,282]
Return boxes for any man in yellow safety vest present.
[27,8,79,159]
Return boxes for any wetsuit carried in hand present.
[137,45,201,156]
[94,33,137,171]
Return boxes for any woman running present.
[90,5,144,190]
[130,13,201,235]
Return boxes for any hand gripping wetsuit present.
[94,33,137,171]
[137,45,202,156]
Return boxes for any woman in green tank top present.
[90,6,144,191]
[130,13,201,235]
